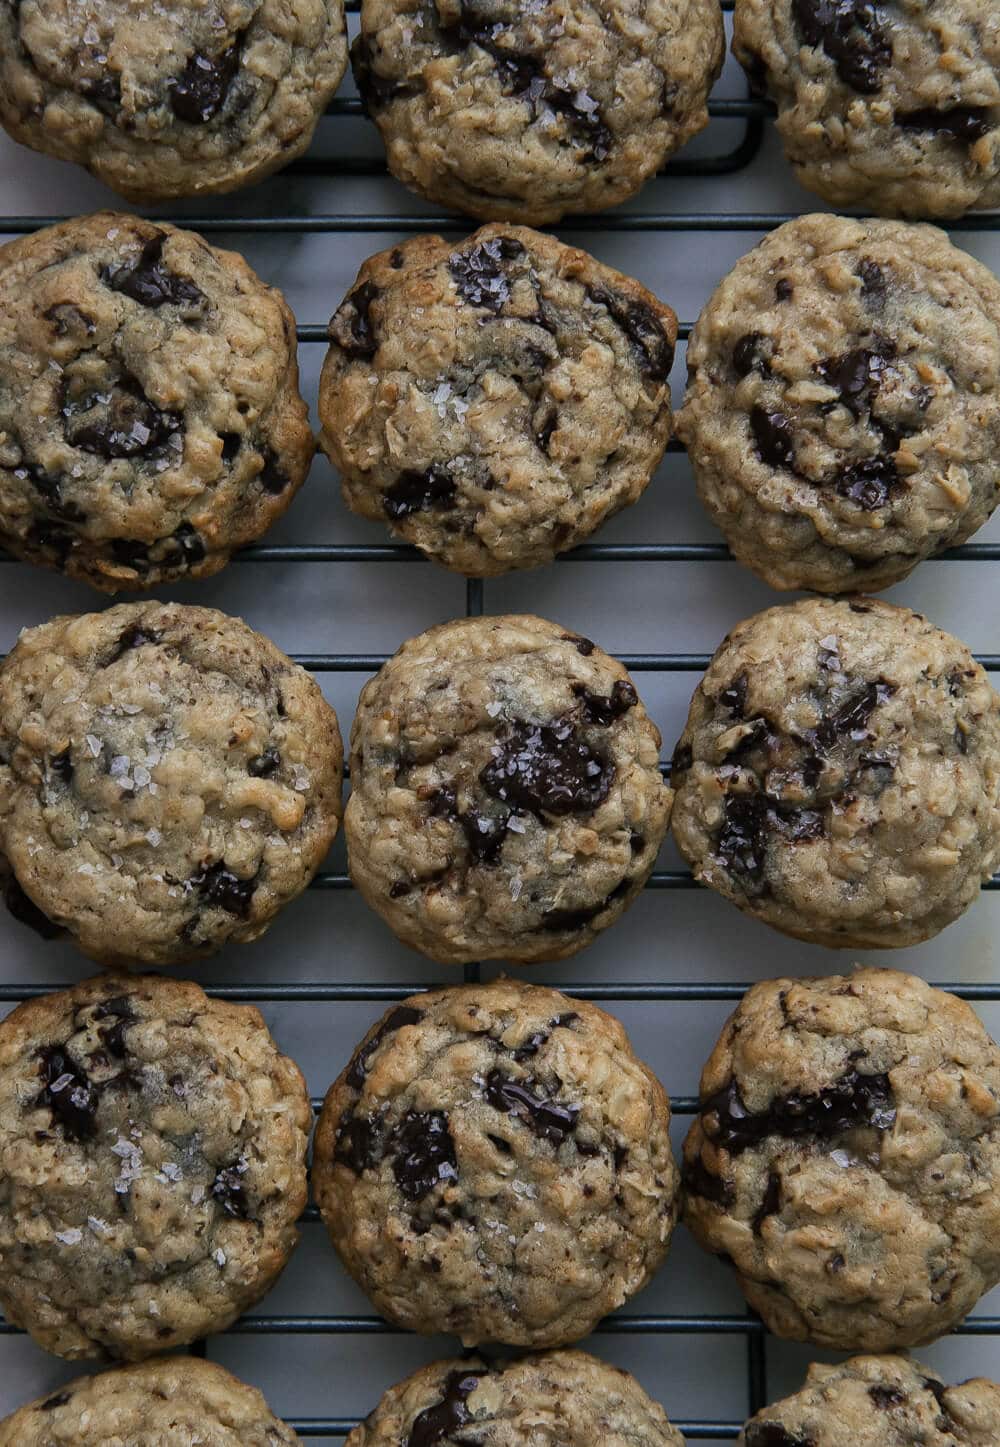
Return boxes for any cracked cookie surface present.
[0,974,311,1361]
[670,597,1000,948]
[345,614,671,963]
[735,0,1000,217]
[0,0,347,202]
[0,1357,302,1444]
[0,213,313,592]
[684,969,1000,1351]
[741,1354,1000,1446]
[352,0,724,223]
[314,979,679,1347]
[0,602,343,967]
[319,226,676,576]
[677,215,1000,593]
[345,1350,684,1445]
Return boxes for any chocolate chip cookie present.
[685,968,1000,1351]
[0,973,311,1361]
[678,214,1000,593]
[741,1354,1000,1446]
[352,0,724,224]
[735,0,1000,217]
[0,213,313,592]
[314,979,679,1346]
[345,615,671,963]
[345,1350,684,1446]
[319,226,677,575]
[670,597,1000,948]
[0,0,347,202]
[0,602,343,967]
[0,1357,302,1444]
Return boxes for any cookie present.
[677,214,1000,593]
[0,213,313,592]
[344,1350,684,1445]
[0,1358,302,1445]
[735,0,1000,217]
[319,226,677,575]
[314,979,679,1347]
[352,0,724,224]
[742,1356,1000,1446]
[684,968,1000,1351]
[345,614,671,963]
[0,973,311,1361]
[0,1,347,202]
[670,597,1000,948]
[0,601,343,967]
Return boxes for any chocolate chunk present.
[744,1426,815,1447]
[211,1162,249,1218]
[384,465,457,520]
[3,874,62,940]
[671,742,693,776]
[791,0,891,94]
[351,34,421,111]
[573,678,637,725]
[857,259,887,307]
[834,452,900,510]
[816,340,894,416]
[701,1068,896,1154]
[62,370,182,461]
[407,1370,485,1447]
[220,432,241,463]
[586,285,674,382]
[733,331,771,378]
[898,106,993,145]
[94,995,134,1058]
[345,1005,423,1091]
[921,1377,948,1408]
[539,901,606,931]
[257,448,290,495]
[390,1110,459,1200]
[389,881,411,897]
[814,679,895,748]
[752,1170,782,1233]
[448,236,525,312]
[39,1392,71,1412]
[334,1113,382,1174]
[43,302,96,339]
[480,716,614,817]
[79,72,122,116]
[683,1152,734,1206]
[334,280,380,357]
[49,748,73,785]
[248,748,280,778]
[191,861,256,917]
[869,1385,906,1409]
[720,673,749,717]
[563,633,595,656]
[27,519,75,563]
[38,1045,98,1141]
[513,1011,579,1060]
[535,404,559,454]
[100,234,205,309]
[108,622,161,663]
[484,1069,579,1145]
[775,278,794,302]
[750,405,796,469]
[715,793,824,891]
[429,786,511,866]
[169,41,241,124]
[11,458,85,523]
[172,522,206,566]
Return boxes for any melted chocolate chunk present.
[345,1006,423,1091]
[12,459,84,523]
[384,465,457,520]
[683,1151,734,1206]
[586,285,674,382]
[27,519,75,563]
[751,405,796,469]
[733,331,771,378]
[513,1012,579,1060]
[744,1427,815,1447]
[702,1068,896,1154]
[715,792,824,890]
[334,1114,382,1174]
[484,1069,579,1145]
[539,901,605,931]
[816,340,893,416]
[62,370,182,461]
[671,742,693,776]
[44,302,96,339]
[814,680,895,748]
[720,673,749,717]
[257,448,290,495]
[429,786,511,866]
[79,72,122,116]
[775,278,794,302]
[407,1370,485,1447]
[191,861,256,917]
[3,874,62,940]
[869,1385,906,1409]
[169,41,241,124]
[94,995,134,1059]
[564,633,595,656]
[248,748,281,778]
[573,678,637,725]
[351,34,419,111]
[791,0,891,94]
[107,622,161,663]
[480,716,614,817]
[752,1169,782,1233]
[898,105,993,145]
[39,1392,71,1412]
[390,1110,459,1200]
[38,1045,98,1141]
[100,234,205,309]
[858,259,887,307]
[834,452,900,510]
[335,280,380,357]
[211,1162,249,1218]
[49,748,73,785]
[448,236,525,312]
[220,432,241,463]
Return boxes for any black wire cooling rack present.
[3,7,1000,1435]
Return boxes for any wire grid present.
[3,13,1000,1437]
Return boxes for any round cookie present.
[734,0,1000,217]
[684,968,1000,1351]
[0,1358,301,1445]
[352,0,724,224]
[345,614,671,963]
[0,601,343,967]
[677,214,1000,593]
[0,974,311,1361]
[741,1354,1000,1446]
[319,226,677,575]
[670,597,1000,948]
[0,1,347,203]
[345,1351,684,1446]
[0,213,313,592]
[315,980,678,1346]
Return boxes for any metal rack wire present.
[2,38,1000,1442]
